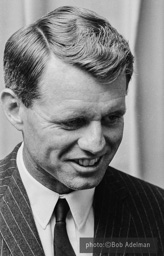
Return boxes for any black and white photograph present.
[0,1,164,255]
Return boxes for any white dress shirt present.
[16,143,95,256]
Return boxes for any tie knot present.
[55,198,69,223]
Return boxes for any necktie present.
[54,198,76,256]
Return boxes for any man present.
[0,6,164,256]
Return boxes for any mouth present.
[71,157,102,167]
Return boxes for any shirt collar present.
[60,188,95,230]
[16,143,95,230]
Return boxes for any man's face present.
[21,56,127,193]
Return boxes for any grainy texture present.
[1,144,164,256]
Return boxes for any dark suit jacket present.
[0,144,164,256]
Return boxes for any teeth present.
[75,158,99,167]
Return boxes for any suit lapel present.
[93,167,131,255]
[1,147,133,256]
[0,145,45,256]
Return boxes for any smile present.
[73,157,101,167]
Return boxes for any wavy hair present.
[4,6,134,107]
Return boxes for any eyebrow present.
[52,111,86,123]
[52,106,126,123]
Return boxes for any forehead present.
[37,56,127,117]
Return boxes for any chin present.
[67,176,103,191]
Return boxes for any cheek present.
[42,132,78,159]
[105,124,124,145]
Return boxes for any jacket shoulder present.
[0,144,21,199]
[106,166,164,200]
[104,166,164,220]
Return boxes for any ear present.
[1,88,24,131]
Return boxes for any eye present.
[102,114,124,126]
[60,117,87,130]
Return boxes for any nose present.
[78,121,106,155]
